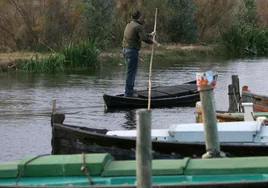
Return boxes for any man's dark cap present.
[131,10,141,20]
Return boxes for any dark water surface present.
[1,57,268,161]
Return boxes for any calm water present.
[1,57,268,161]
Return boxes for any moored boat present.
[103,83,200,109]
[103,92,200,109]
[195,101,268,123]
[2,153,268,187]
[51,114,268,160]
[241,85,268,112]
[103,75,218,109]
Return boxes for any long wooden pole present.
[148,8,158,110]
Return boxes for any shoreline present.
[0,44,220,72]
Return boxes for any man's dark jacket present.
[122,20,153,51]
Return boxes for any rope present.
[81,152,94,185]
[15,154,50,185]
[251,112,256,121]
[16,153,94,186]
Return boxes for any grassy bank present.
[0,44,221,73]
[97,44,221,66]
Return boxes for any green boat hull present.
[2,175,268,187]
[1,153,268,187]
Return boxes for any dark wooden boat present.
[241,85,268,112]
[51,114,268,160]
[103,79,200,109]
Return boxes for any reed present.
[221,25,268,56]
[14,39,100,73]
[16,57,43,73]
[41,55,66,73]
[1,64,10,72]
[15,54,65,73]
[60,39,100,70]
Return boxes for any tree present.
[257,0,268,26]
[82,0,116,49]
[165,0,197,43]
[236,0,259,26]
[8,0,39,47]
[194,0,237,42]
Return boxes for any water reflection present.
[104,109,137,130]
[122,110,136,130]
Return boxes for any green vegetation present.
[60,39,100,70]
[14,39,100,73]
[221,25,268,56]
[1,0,268,73]
[15,55,65,73]
[220,0,268,56]
[82,0,116,49]
[165,0,197,43]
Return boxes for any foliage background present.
[1,0,268,56]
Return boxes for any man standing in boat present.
[122,10,159,97]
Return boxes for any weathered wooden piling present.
[51,100,57,127]
[136,109,152,188]
[52,99,56,114]
[228,75,242,112]
[228,84,237,112]
[50,100,65,125]
[197,72,222,158]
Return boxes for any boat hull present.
[2,153,268,187]
[52,116,268,160]
[103,92,200,109]
[103,78,203,109]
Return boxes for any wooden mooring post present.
[50,100,65,126]
[52,99,56,114]
[51,100,56,127]
[228,75,242,112]
[136,109,152,188]
[197,71,224,158]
